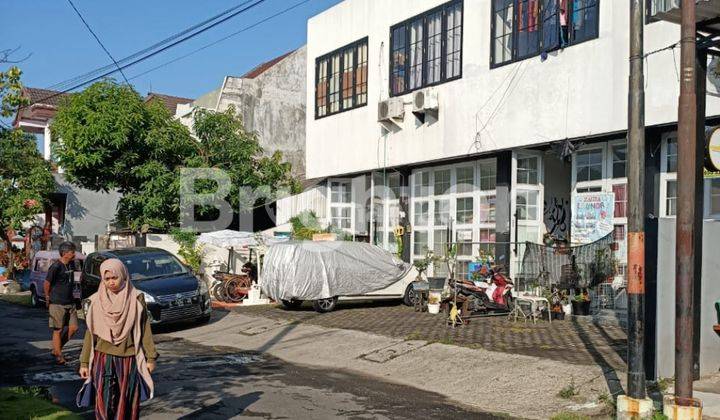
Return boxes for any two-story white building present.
[305,0,719,270]
[301,0,720,379]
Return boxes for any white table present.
[513,294,552,324]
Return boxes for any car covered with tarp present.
[259,241,416,312]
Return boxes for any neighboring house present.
[144,92,193,115]
[13,87,121,244]
[176,47,307,179]
[304,0,720,379]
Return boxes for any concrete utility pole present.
[626,0,646,401]
[617,2,652,418]
[669,1,703,418]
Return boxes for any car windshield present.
[120,253,188,281]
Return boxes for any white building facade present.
[302,0,720,379]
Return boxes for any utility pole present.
[627,0,647,403]
[618,2,652,417]
[663,0,704,417]
[675,0,700,409]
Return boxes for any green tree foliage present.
[0,67,55,275]
[169,228,203,274]
[189,107,300,212]
[289,210,322,240]
[52,80,299,232]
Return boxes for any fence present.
[447,234,625,313]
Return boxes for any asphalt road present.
[0,301,502,419]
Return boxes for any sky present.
[1,0,343,99]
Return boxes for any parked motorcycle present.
[452,267,515,315]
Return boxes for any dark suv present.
[81,247,211,325]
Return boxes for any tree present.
[189,107,300,212]
[52,80,299,232]
[0,67,55,276]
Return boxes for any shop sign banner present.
[571,192,615,244]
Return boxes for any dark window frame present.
[645,0,660,24]
[389,0,464,97]
[314,37,369,120]
[490,0,600,69]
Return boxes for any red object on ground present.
[211,300,245,309]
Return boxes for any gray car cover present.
[260,241,411,301]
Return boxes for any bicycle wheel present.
[210,282,224,301]
[224,279,248,303]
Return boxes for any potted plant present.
[545,288,567,320]
[571,288,591,316]
[413,249,435,282]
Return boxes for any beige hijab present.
[85,258,154,397]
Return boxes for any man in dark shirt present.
[44,241,79,365]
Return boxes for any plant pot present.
[562,303,572,315]
[551,311,565,321]
[572,300,591,316]
[428,303,441,314]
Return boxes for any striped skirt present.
[92,352,141,420]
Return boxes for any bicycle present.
[211,271,251,303]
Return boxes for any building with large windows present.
[305,0,720,272]
[298,0,720,379]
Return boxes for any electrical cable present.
[47,0,258,91]
[468,62,523,154]
[129,0,313,81]
[468,62,526,155]
[23,0,268,109]
[65,0,130,85]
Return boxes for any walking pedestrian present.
[44,241,79,365]
[77,259,157,420]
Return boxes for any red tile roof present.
[22,87,71,108]
[241,50,296,79]
[145,92,193,114]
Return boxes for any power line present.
[129,0,313,81]
[22,0,268,110]
[65,0,130,85]
[48,0,258,92]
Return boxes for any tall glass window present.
[315,38,369,118]
[491,0,600,66]
[390,0,463,96]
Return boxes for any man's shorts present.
[48,304,78,330]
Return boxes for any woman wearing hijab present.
[77,259,157,420]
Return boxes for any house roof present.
[22,87,71,108]
[240,50,296,79]
[145,92,193,114]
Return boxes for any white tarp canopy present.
[197,230,288,249]
[260,241,411,301]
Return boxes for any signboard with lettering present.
[570,192,615,244]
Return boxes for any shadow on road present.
[571,319,625,398]
[151,309,230,335]
[178,391,263,419]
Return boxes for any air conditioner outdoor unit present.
[377,98,405,123]
[412,88,439,123]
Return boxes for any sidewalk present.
[236,301,628,371]
[168,308,625,419]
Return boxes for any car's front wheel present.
[30,286,41,308]
[312,297,337,313]
[403,284,418,306]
